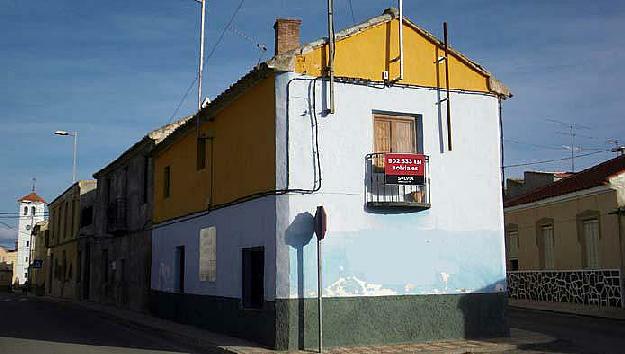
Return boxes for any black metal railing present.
[365,153,431,210]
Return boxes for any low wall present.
[507,269,623,308]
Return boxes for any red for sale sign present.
[384,153,426,185]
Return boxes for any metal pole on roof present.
[327,0,335,114]
[72,131,78,183]
[198,0,206,113]
[398,0,404,80]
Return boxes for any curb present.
[509,304,625,322]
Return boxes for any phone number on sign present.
[387,158,422,164]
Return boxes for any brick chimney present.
[274,18,302,56]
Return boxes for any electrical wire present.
[153,76,323,230]
[168,0,246,123]
[203,0,245,64]
[503,150,607,169]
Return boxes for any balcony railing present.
[365,153,431,211]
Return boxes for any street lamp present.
[54,130,78,183]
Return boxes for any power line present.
[503,150,607,169]
[168,76,198,123]
[204,0,245,64]
[347,0,356,24]
[167,0,246,123]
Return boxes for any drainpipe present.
[397,0,404,81]
[618,208,624,308]
[499,97,505,200]
[611,207,625,308]
[327,0,335,114]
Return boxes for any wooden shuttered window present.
[373,115,417,168]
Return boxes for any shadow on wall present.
[456,283,509,340]
[285,212,314,350]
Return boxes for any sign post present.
[314,206,327,353]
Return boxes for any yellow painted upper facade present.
[152,11,507,223]
[295,18,493,94]
[153,74,276,223]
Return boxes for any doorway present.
[174,246,185,293]
[242,247,264,309]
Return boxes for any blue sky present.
[1,0,624,247]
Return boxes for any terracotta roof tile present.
[504,155,625,208]
[18,192,46,204]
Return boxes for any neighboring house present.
[0,246,15,291]
[15,192,46,285]
[29,221,49,295]
[504,155,625,307]
[0,263,11,292]
[90,117,189,312]
[150,8,511,350]
[0,245,14,264]
[47,180,97,299]
[505,171,572,200]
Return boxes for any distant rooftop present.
[505,155,625,208]
[17,192,46,204]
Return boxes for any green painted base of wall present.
[276,292,509,351]
[149,291,508,351]
[149,290,277,347]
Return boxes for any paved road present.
[0,292,203,354]
[508,306,625,354]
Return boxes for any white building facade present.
[151,9,511,350]
[15,193,46,285]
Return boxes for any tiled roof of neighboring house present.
[17,192,46,204]
[504,155,625,208]
[93,115,192,178]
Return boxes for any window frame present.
[372,111,424,154]
[541,224,555,270]
[163,166,171,199]
[582,218,600,269]
[196,137,207,171]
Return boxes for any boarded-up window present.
[583,219,600,269]
[373,115,418,168]
[199,226,216,282]
[541,225,555,269]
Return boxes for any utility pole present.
[570,123,576,172]
[197,0,206,112]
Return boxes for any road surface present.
[508,306,625,353]
[0,292,203,354]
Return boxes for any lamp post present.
[54,130,78,183]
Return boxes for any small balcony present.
[106,197,127,234]
[365,153,431,211]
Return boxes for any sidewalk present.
[509,299,625,321]
[40,295,553,353]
